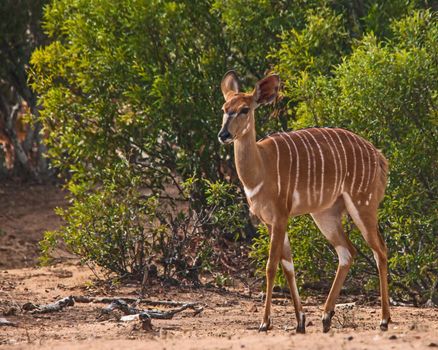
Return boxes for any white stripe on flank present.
[319,128,338,202]
[303,130,325,206]
[301,131,317,205]
[356,135,372,191]
[244,182,264,199]
[341,130,358,194]
[270,136,282,197]
[295,132,311,206]
[284,133,300,211]
[325,128,343,199]
[354,133,365,193]
[278,133,293,211]
[371,148,378,185]
[332,129,348,192]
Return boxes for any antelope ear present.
[221,70,240,101]
[253,74,280,106]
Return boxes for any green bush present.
[41,172,248,281]
[31,0,436,303]
[260,9,437,303]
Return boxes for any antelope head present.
[217,71,280,144]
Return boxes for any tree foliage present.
[30,0,437,302]
[0,0,49,177]
[260,8,437,303]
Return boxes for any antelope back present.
[259,128,387,215]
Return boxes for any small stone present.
[306,320,313,327]
[389,335,397,340]
[409,323,417,330]
[428,343,438,347]
[346,335,354,341]
[5,307,18,316]
[425,299,436,308]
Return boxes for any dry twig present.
[23,296,75,314]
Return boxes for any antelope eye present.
[240,107,250,115]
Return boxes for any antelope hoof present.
[322,311,335,333]
[259,317,272,332]
[380,318,390,331]
[296,312,306,334]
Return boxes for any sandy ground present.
[0,181,437,349]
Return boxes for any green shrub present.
[31,0,436,303]
[261,9,437,303]
[41,174,248,281]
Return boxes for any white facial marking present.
[365,200,369,206]
[241,122,251,136]
[281,259,295,273]
[336,246,352,266]
[223,112,237,119]
[358,200,361,205]
[368,192,373,200]
[244,182,264,198]
[343,192,368,234]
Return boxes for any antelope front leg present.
[259,222,286,332]
[281,235,306,333]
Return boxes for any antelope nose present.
[218,130,231,143]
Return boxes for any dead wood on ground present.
[0,317,17,327]
[22,296,75,314]
[98,298,203,321]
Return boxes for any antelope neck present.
[233,117,263,190]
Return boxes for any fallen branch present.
[99,298,203,321]
[73,295,198,308]
[0,317,17,327]
[23,296,75,314]
[100,299,139,316]
[140,302,203,319]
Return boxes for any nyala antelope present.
[217,71,390,333]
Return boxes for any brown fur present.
[218,71,390,333]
